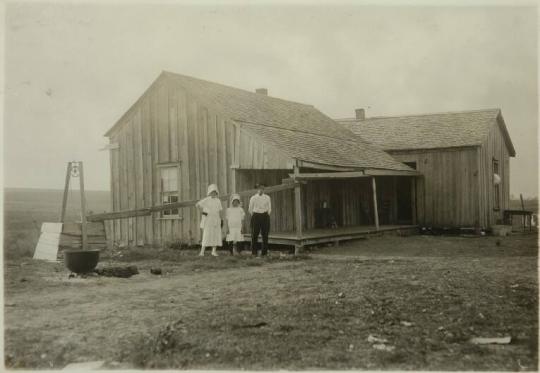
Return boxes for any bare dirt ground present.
[4,232,538,370]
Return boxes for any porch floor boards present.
[244,224,418,247]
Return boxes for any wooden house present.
[99,72,419,249]
[338,108,516,229]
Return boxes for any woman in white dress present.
[196,184,223,257]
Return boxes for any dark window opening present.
[404,161,417,170]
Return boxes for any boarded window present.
[493,159,500,210]
[160,166,179,217]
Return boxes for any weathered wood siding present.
[235,170,295,233]
[236,126,292,169]
[390,148,479,227]
[479,120,511,227]
[109,79,244,246]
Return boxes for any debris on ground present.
[63,360,105,370]
[372,343,395,352]
[94,265,139,278]
[400,321,413,327]
[337,292,345,298]
[232,322,268,329]
[150,268,162,275]
[367,334,388,344]
[470,336,511,345]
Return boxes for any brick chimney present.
[255,88,268,95]
[355,108,365,120]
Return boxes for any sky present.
[2,1,539,197]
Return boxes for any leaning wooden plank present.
[87,182,298,221]
[34,223,62,262]
[87,209,153,222]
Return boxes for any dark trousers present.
[251,212,270,255]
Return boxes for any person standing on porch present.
[196,184,223,257]
[249,183,272,257]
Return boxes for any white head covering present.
[207,184,219,196]
[230,193,241,203]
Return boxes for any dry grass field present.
[3,188,538,370]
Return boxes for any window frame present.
[492,158,500,211]
[157,163,181,219]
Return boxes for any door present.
[396,177,413,224]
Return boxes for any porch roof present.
[288,169,421,181]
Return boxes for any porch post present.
[372,176,380,231]
[294,165,303,254]
[411,177,417,225]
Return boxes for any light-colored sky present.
[3,2,538,197]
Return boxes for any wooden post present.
[372,177,379,231]
[60,162,72,222]
[392,176,398,224]
[411,177,417,225]
[520,193,525,230]
[294,166,303,254]
[78,162,88,250]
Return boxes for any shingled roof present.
[337,109,516,156]
[107,71,413,171]
[164,72,415,171]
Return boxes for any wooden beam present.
[290,171,367,180]
[364,169,422,176]
[99,143,119,151]
[372,177,379,231]
[296,160,356,172]
[78,162,88,250]
[87,182,298,222]
[411,177,417,225]
[290,170,421,180]
[294,166,303,242]
[60,162,72,223]
[392,176,398,223]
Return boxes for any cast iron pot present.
[64,249,100,274]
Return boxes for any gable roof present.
[106,71,412,171]
[337,109,516,157]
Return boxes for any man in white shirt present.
[249,183,272,256]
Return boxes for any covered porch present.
[237,167,422,252]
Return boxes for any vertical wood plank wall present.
[480,121,511,227]
[390,148,479,227]
[107,80,294,247]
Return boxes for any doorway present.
[396,177,413,224]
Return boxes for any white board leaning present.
[33,223,63,262]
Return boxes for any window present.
[493,159,500,210]
[403,161,417,170]
[160,166,179,217]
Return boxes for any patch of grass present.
[119,257,538,371]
